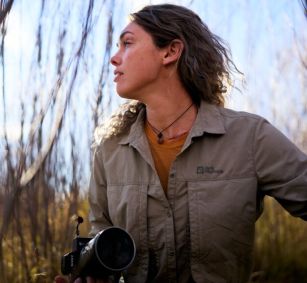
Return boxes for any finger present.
[74,278,83,283]
[85,277,111,283]
[54,275,68,283]
[98,278,112,283]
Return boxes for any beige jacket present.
[89,101,307,283]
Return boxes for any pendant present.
[157,132,164,144]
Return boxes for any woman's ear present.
[162,39,184,65]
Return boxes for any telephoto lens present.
[61,227,136,282]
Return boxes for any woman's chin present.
[117,90,138,100]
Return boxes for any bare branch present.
[20,0,95,187]
[0,0,14,25]
[300,0,307,18]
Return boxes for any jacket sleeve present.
[88,144,113,236]
[254,118,307,220]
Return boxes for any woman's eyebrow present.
[119,31,134,41]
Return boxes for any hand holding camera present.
[58,216,135,283]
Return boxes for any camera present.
[61,218,136,282]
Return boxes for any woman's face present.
[110,22,165,101]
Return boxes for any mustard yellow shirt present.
[145,121,188,193]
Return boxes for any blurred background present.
[0,0,306,282]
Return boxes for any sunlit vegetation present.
[0,0,306,282]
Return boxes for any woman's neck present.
[145,94,197,142]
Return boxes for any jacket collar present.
[190,101,226,137]
[119,106,146,146]
[119,100,226,146]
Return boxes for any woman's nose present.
[110,52,121,66]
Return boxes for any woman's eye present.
[115,40,132,49]
[123,41,131,47]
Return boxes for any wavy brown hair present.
[97,4,240,141]
[94,100,145,142]
[131,4,239,107]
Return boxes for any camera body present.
[61,227,136,281]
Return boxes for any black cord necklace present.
[147,103,194,144]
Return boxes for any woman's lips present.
[114,70,123,82]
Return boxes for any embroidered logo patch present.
[196,166,223,174]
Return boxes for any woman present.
[57,3,307,283]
